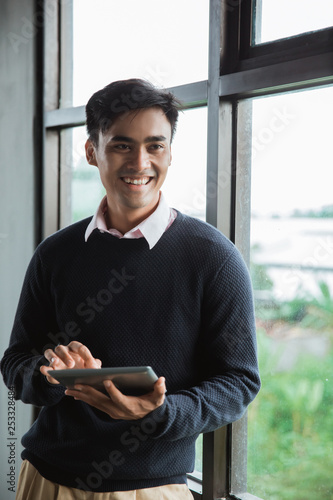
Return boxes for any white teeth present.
[123,177,150,185]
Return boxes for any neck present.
[105,197,160,235]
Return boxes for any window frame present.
[40,0,333,498]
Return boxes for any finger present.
[150,377,166,407]
[43,348,56,364]
[77,345,96,365]
[64,385,83,398]
[40,365,60,384]
[43,349,65,369]
[102,380,164,419]
[95,358,102,368]
[69,384,130,419]
[66,341,84,353]
[40,365,52,376]
[154,377,166,395]
[66,384,95,395]
[54,345,75,367]
[65,385,110,409]
[103,380,124,401]
[67,342,98,367]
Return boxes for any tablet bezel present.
[51,366,158,395]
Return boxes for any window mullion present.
[203,427,230,500]
[58,0,74,229]
[204,1,239,498]
[43,0,60,238]
[206,0,223,228]
[218,51,333,99]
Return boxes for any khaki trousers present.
[16,460,194,500]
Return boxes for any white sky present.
[72,0,209,107]
[259,0,333,43]
[251,86,333,216]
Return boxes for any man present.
[1,79,260,499]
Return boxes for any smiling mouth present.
[121,176,152,186]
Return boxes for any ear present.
[85,139,98,166]
[169,146,172,166]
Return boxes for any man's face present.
[85,107,172,221]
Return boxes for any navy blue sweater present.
[1,212,260,492]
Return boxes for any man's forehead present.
[100,108,172,141]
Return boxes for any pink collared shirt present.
[85,192,177,250]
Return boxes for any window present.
[253,0,333,44]
[162,107,208,221]
[72,0,209,107]
[42,0,333,498]
[61,127,104,226]
[247,86,333,499]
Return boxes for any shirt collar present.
[85,192,174,249]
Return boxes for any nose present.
[131,146,151,171]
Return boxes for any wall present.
[0,0,37,497]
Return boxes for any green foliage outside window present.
[247,279,333,500]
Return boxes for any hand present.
[65,377,166,420]
[40,341,102,385]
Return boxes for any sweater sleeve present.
[0,247,65,406]
[149,247,261,441]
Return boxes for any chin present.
[125,194,158,209]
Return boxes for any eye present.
[114,144,131,151]
[149,144,164,151]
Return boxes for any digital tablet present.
[51,366,158,395]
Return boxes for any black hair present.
[86,78,182,145]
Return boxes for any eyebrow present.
[108,135,167,144]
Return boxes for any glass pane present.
[61,106,207,227]
[69,127,105,224]
[247,86,333,499]
[72,0,209,107]
[254,0,333,44]
[195,434,203,475]
[163,106,207,221]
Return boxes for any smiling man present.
[1,79,260,500]
[86,106,172,235]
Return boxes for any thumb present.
[154,377,166,395]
